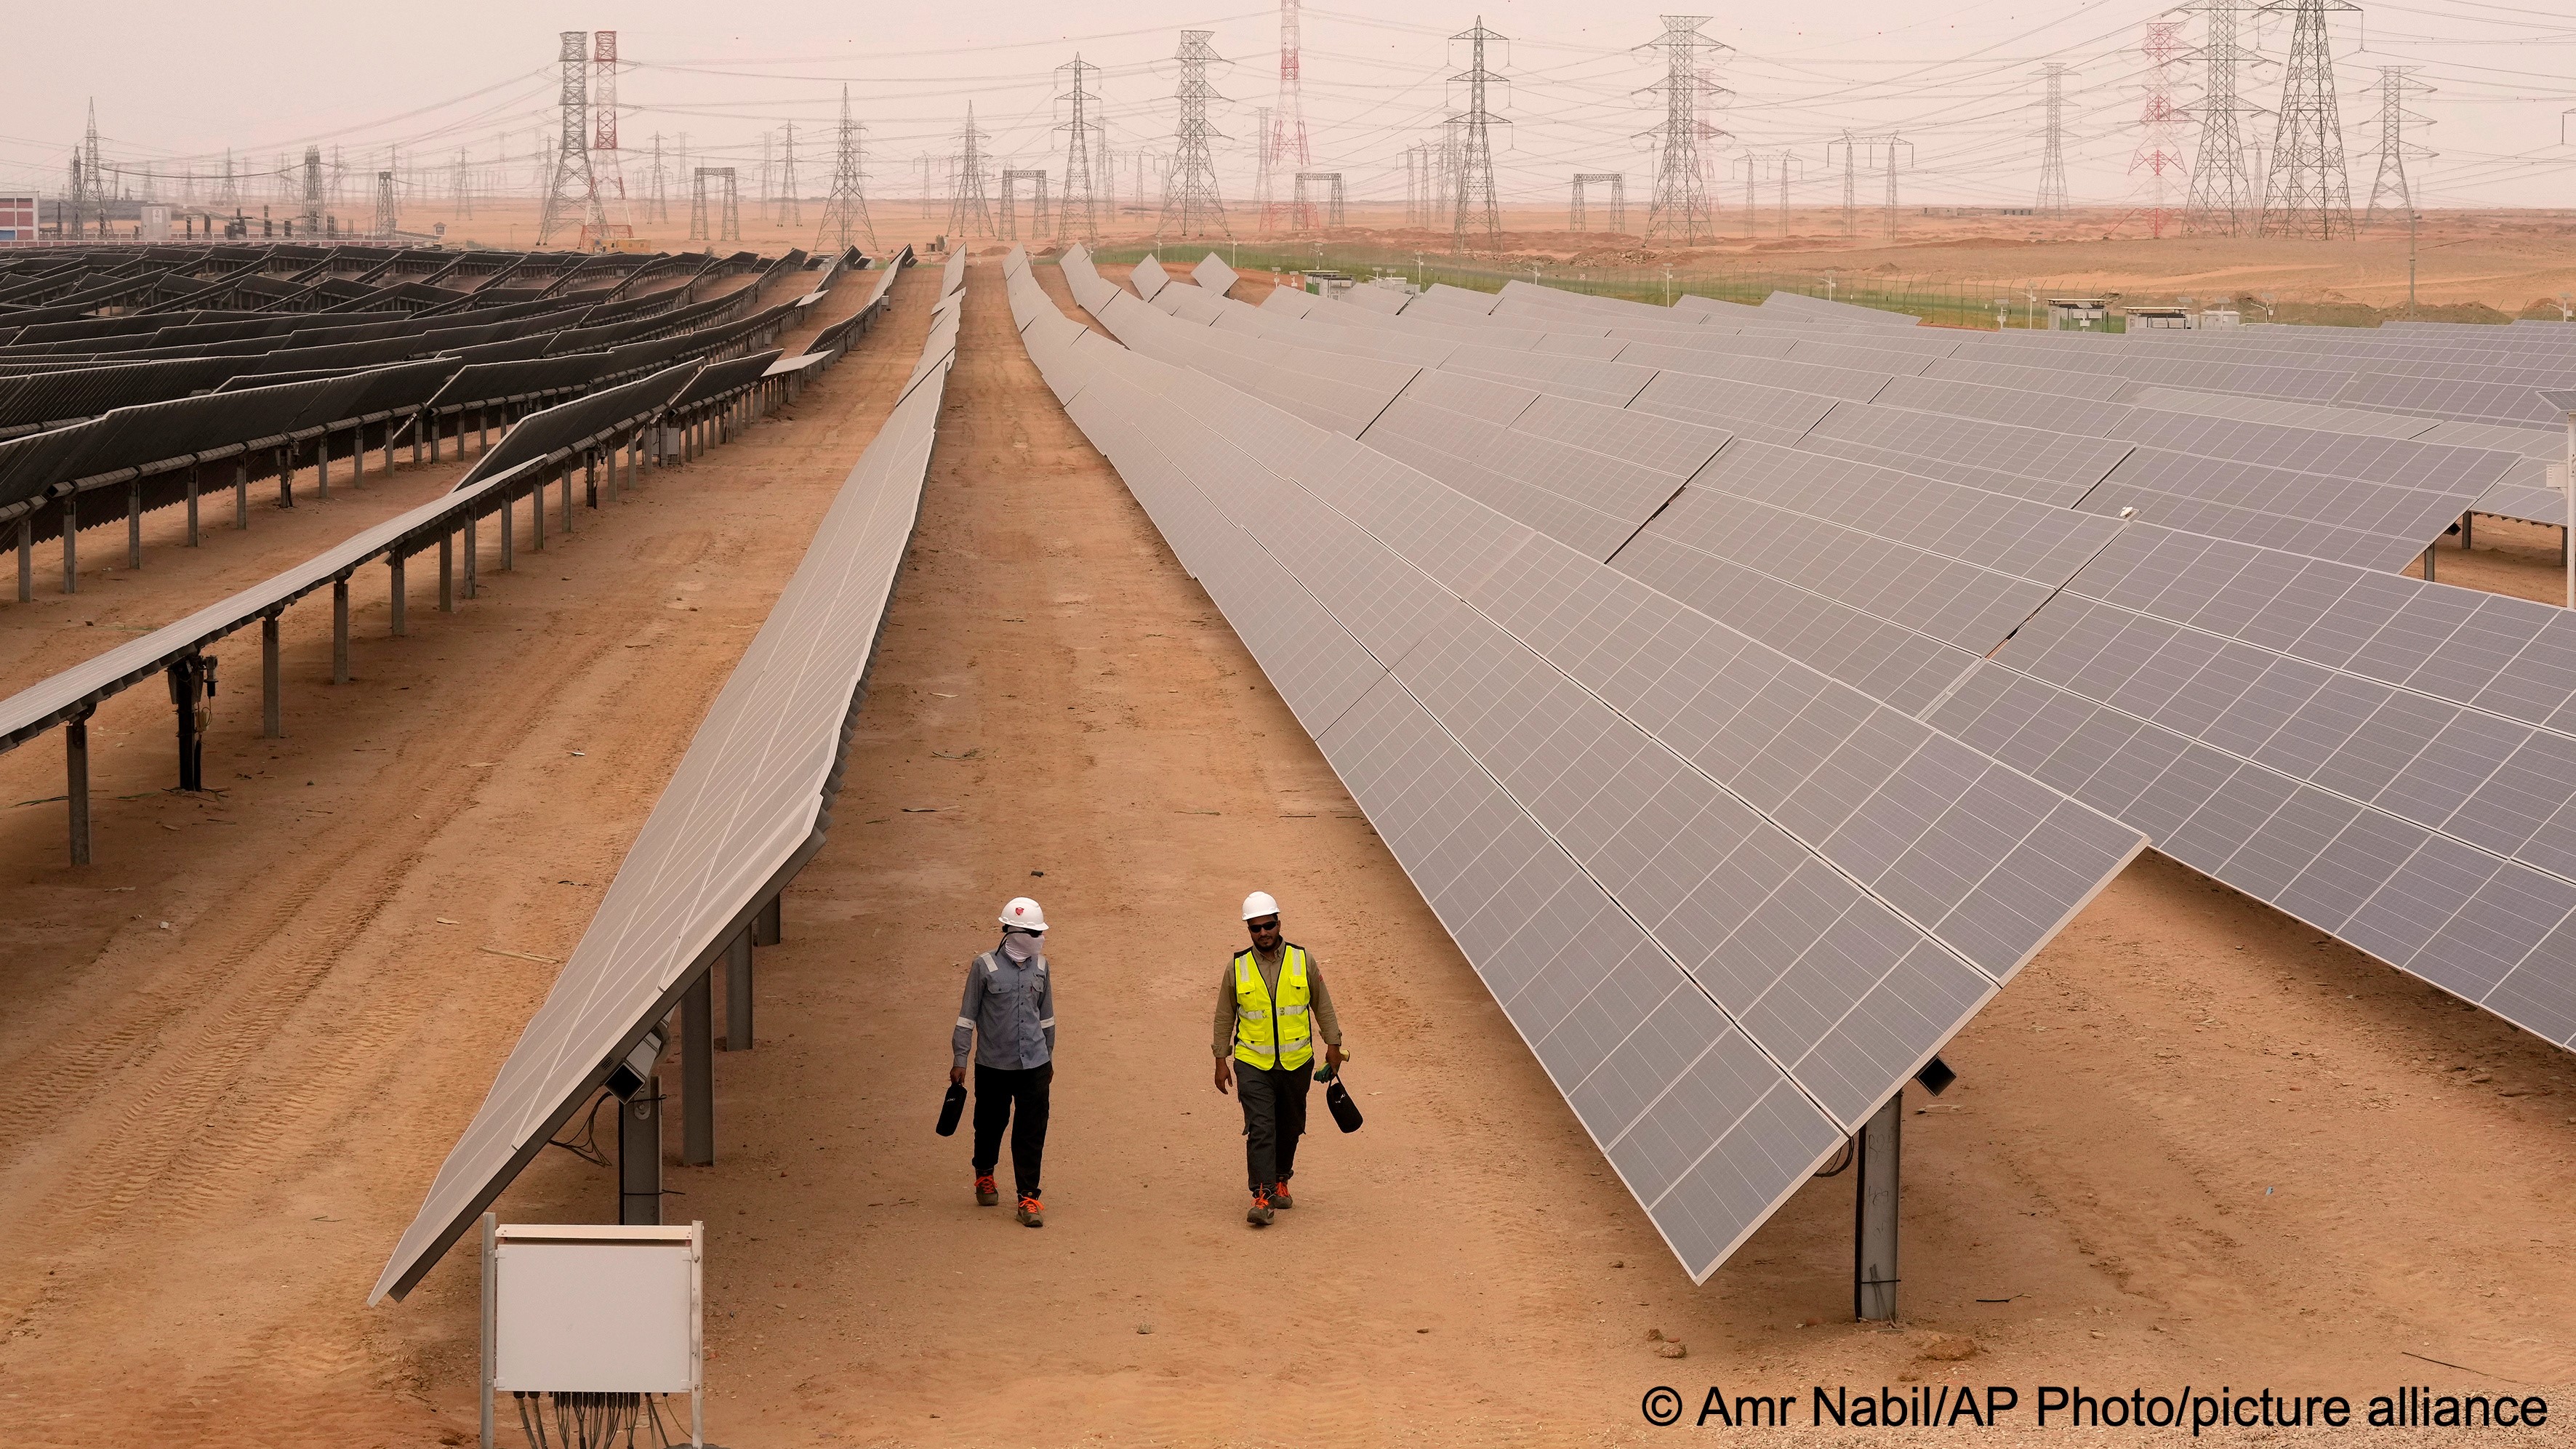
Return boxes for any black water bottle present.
[936,1081,968,1136]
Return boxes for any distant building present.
[2047,297,2108,330]
[0,194,41,245]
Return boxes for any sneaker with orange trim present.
[974,1174,999,1207]
[1270,1177,1294,1210]
[1246,1189,1275,1227]
[1016,1194,1045,1227]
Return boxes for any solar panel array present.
[1028,246,2144,1280]
[371,254,948,1303]
[1062,254,2576,1064]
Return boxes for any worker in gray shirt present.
[952,896,1056,1226]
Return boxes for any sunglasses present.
[1247,918,1282,932]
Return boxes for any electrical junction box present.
[481,1221,703,1447]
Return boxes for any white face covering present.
[1001,929,1042,963]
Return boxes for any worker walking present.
[952,896,1056,1227]
[1212,891,1347,1227]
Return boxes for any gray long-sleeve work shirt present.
[953,943,1056,1071]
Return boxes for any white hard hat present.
[1242,891,1280,922]
[999,896,1047,931]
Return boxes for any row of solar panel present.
[1078,254,2576,1060]
[1032,245,2143,1280]
[1237,283,2517,565]
[374,249,947,1306]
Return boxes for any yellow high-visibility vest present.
[1232,945,1313,1070]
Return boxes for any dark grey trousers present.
[1237,1059,1312,1193]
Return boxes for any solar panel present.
[1192,252,1241,298]
[1130,254,1172,302]
[1030,299,2143,1283]
[374,260,952,1302]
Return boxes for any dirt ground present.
[3,252,2575,1447]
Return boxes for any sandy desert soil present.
[3,251,2574,1448]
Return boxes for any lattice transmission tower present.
[814,86,878,253]
[592,31,627,213]
[778,121,803,228]
[1449,17,1508,254]
[648,134,669,222]
[1058,57,1104,242]
[537,30,606,245]
[374,170,398,238]
[947,105,997,238]
[1253,106,1277,230]
[2184,0,2263,235]
[2258,0,2356,238]
[1158,31,1230,240]
[1873,133,1912,238]
[2362,65,2434,230]
[2128,20,2189,238]
[1640,15,1728,246]
[1264,0,1312,232]
[2035,63,2070,214]
[1826,131,1861,238]
[302,145,324,233]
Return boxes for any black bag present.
[1321,1068,1363,1133]
[936,1081,968,1136]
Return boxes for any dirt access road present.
[1,253,2572,1446]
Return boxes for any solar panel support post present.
[561,467,576,533]
[127,483,141,569]
[682,969,715,1166]
[317,438,329,500]
[235,460,248,531]
[169,656,206,792]
[262,612,281,737]
[618,1074,663,1226]
[531,479,546,552]
[17,516,31,603]
[60,492,76,595]
[499,488,514,571]
[439,534,454,613]
[464,515,478,600]
[478,1213,497,1449]
[332,579,351,685]
[584,453,598,513]
[352,426,364,486]
[65,710,91,866]
[185,470,200,547]
[390,555,406,637]
[2420,544,2435,582]
[1853,1088,1901,1322]
[755,895,781,946]
[725,930,753,1051]
[277,447,292,510]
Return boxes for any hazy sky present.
[5,0,2571,212]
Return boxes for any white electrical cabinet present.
[481,1219,703,1448]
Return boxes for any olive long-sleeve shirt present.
[1211,944,1343,1059]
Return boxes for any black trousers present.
[1237,1059,1312,1193]
[971,1061,1051,1198]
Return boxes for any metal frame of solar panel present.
[1006,249,2143,1283]
[372,252,951,1304]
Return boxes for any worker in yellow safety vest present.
[1211,891,1348,1227]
